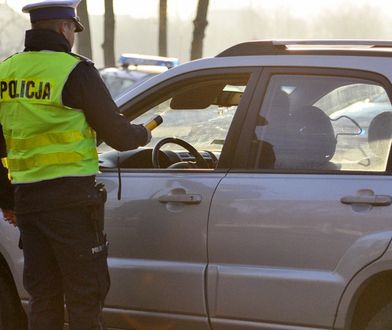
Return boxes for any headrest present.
[368,111,392,156]
[288,105,337,163]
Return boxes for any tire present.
[0,272,27,330]
[365,302,392,330]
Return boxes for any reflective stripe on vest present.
[0,157,10,180]
[1,157,7,168]
[6,127,94,150]
[8,147,98,171]
[0,51,99,183]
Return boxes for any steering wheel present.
[152,137,208,168]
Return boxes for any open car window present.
[98,73,251,170]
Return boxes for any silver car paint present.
[208,174,392,328]
[97,171,226,328]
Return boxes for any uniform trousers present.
[17,204,110,330]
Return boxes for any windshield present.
[133,102,236,151]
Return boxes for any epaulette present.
[70,52,95,65]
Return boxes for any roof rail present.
[217,41,285,57]
[273,39,392,47]
[216,39,392,57]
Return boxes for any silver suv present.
[2,40,392,330]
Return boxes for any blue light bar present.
[119,53,180,68]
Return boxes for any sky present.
[4,0,392,66]
[5,0,392,20]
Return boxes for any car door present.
[97,68,259,329]
[207,68,392,329]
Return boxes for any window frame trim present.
[104,67,263,171]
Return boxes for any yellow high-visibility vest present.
[0,51,98,183]
[0,157,10,180]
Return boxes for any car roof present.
[116,39,392,106]
[217,39,392,57]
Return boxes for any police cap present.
[22,0,84,33]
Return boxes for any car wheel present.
[0,272,27,330]
[365,302,392,330]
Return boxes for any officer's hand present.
[145,127,152,145]
[1,208,16,227]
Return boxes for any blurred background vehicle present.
[99,53,179,98]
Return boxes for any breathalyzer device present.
[144,115,163,130]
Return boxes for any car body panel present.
[208,174,392,328]
[95,171,226,328]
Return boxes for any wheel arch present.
[335,256,392,330]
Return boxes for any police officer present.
[0,0,151,329]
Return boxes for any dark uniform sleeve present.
[0,125,14,210]
[62,60,149,151]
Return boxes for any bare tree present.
[102,0,115,67]
[158,0,167,56]
[190,0,209,60]
[76,0,92,59]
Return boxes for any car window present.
[98,74,251,169]
[248,74,392,172]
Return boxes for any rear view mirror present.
[212,90,242,107]
[170,83,226,109]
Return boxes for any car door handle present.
[340,195,392,206]
[158,193,202,204]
